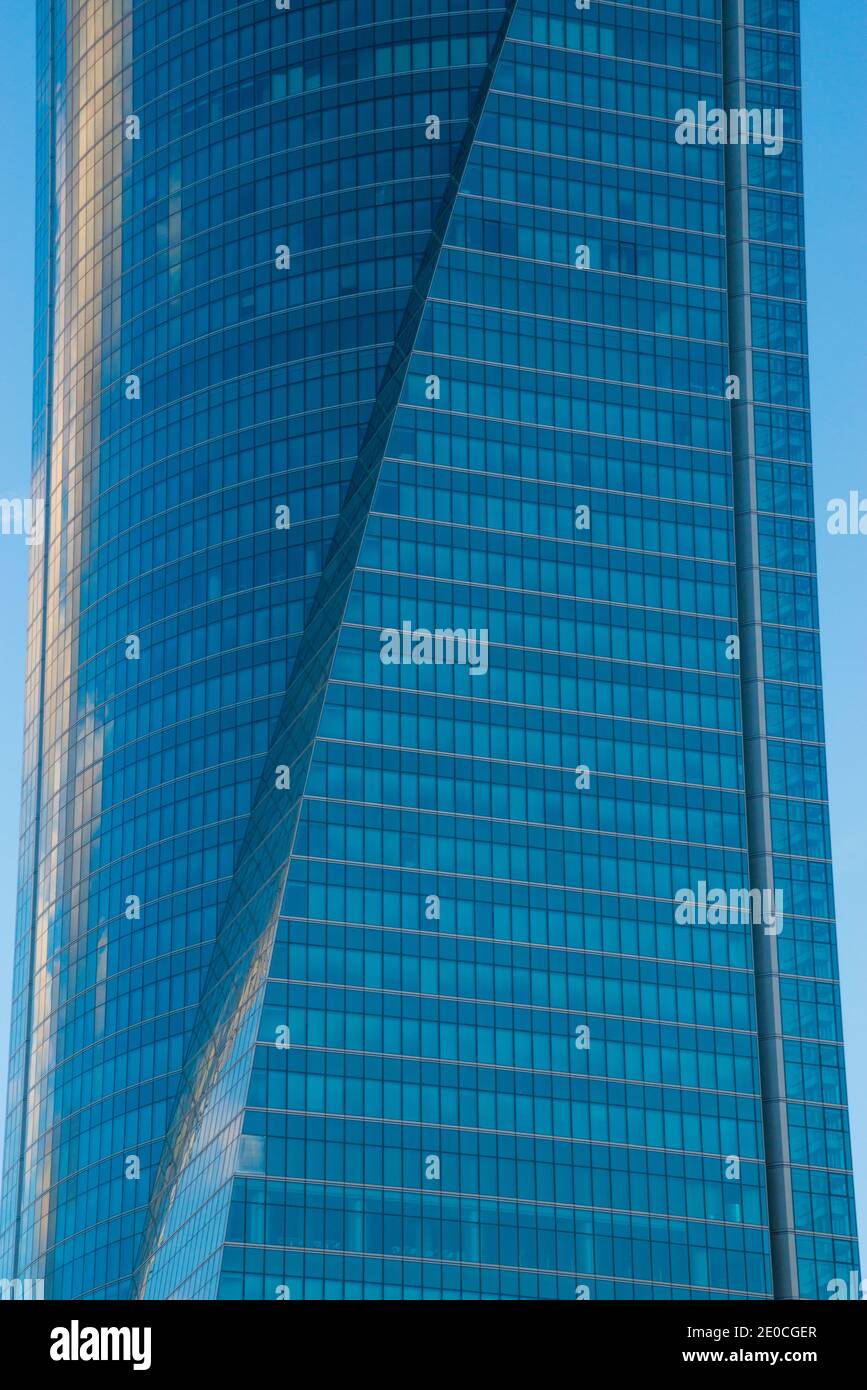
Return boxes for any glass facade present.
[0,0,858,1301]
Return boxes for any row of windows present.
[515,5,716,74]
[382,458,738,562]
[273,964,763,1053]
[388,420,734,507]
[500,38,727,125]
[309,743,747,838]
[374,493,737,569]
[285,873,760,972]
[229,1159,767,1234]
[268,925,759,1018]
[328,676,743,765]
[468,141,726,238]
[425,289,727,376]
[237,1092,766,1173]
[436,254,726,342]
[220,1241,770,1302]
[340,638,744,729]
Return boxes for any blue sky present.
[0,2,864,1263]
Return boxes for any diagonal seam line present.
[133,0,518,1297]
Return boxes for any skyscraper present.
[0,0,858,1300]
